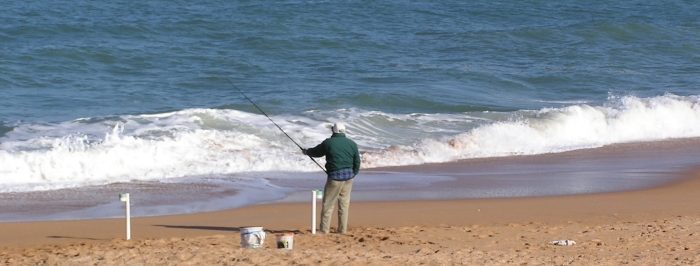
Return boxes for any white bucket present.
[240,227,266,248]
[276,233,294,250]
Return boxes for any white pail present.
[240,227,266,248]
[276,233,294,250]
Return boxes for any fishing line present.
[227,79,327,174]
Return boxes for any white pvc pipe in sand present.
[311,189,323,234]
[311,190,317,234]
[120,193,131,240]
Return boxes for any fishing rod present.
[228,80,327,174]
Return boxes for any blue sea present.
[2,1,700,220]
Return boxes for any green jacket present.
[306,133,360,175]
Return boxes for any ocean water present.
[2,1,700,218]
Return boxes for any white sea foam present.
[1,94,700,192]
[0,109,327,192]
[362,94,700,167]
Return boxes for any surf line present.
[228,79,328,174]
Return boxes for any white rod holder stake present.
[311,189,323,234]
[311,190,316,234]
[119,193,131,240]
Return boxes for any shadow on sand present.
[47,235,106,241]
[152,225,302,234]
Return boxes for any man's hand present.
[301,148,308,155]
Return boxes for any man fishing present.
[302,122,360,234]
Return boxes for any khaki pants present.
[320,178,354,234]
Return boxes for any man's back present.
[307,133,360,174]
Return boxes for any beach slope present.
[2,168,700,264]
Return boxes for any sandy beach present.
[2,162,700,265]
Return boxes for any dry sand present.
[2,168,700,265]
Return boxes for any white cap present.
[332,122,346,133]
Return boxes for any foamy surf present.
[363,94,700,166]
[1,94,700,192]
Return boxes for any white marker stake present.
[311,190,317,234]
[119,193,131,240]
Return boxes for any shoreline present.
[2,165,700,264]
[2,138,700,264]
[4,137,700,223]
[2,164,700,247]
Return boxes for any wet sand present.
[4,138,700,223]
[2,160,700,264]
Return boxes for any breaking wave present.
[1,94,700,192]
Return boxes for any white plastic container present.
[240,227,266,248]
[276,233,294,250]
